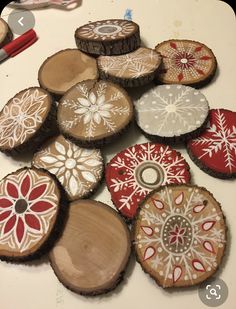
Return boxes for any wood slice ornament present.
[134,84,209,143]
[187,109,236,179]
[106,142,190,220]
[50,200,131,295]
[75,19,141,55]
[97,47,162,87]
[155,39,217,88]
[0,18,13,49]
[57,80,134,147]
[32,135,104,201]
[0,87,57,155]
[38,49,98,98]
[133,184,226,288]
[0,167,67,262]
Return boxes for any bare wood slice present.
[50,199,131,295]
[57,79,134,147]
[32,135,104,201]
[133,184,226,288]
[38,49,98,98]
[0,167,66,262]
[98,47,162,87]
[0,87,57,155]
[75,19,141,56]
[0,18,13,49]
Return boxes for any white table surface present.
[0,0,235,308]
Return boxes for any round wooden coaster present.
[0,87,57,155]
[57,80,134,147]
[0,18,13,49]
[75,19,141,55]
[50,199,131,295]
[155,39,217,87]
[106,142,190,220]
[134,84,209,143]
[97,47,162,87]
[133,184,226,288]
[38,49,98,98]
[0,167,66,262]
[187,109,236,179]
[32,135,104,201]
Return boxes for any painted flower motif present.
[75,91,112,125]
[0,89,47,148]
[174,51,196,70]
[0,171,56,250]
[78,20,135,40]
[169,224,186,245]
[34,137,103,199]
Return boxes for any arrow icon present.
[18,17,24,27]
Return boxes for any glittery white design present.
[0,89,48,148]
[110,143,188,211]
[33,137,103,199]
[191,109,236,172]
[135,84,209,137]
[0,169,58,252]
[98,48,161,78]
[78,20,135,41]
[135,186,226,287]
[61,82,130,138]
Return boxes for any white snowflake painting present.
[60,81,131,139]
[106,143,190,219]
[98,47,161,78]
[188,109,236,175]
[135,84,209,137]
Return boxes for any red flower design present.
[169,224,186,245]
[0,173,54,245]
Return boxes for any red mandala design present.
[156,40,215,84]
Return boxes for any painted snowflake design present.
[33,136,103,200]
[0,169,58,252]
[188,109,236,175]
[98,48,161,78]
[78,19,135,40]
[0,89,48,148]
[135,84,209,137]
[106,143,190,219]
[156,40,215,83]
[61,82,130,139]
[134,185,226,287]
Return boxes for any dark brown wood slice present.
[133,184,227,288]
[50,199,131,296]
[75,19,141,55]
[38,49,98,98]
[98,47,162,87]
[0,87,57,155]
[0,18,13,49]
[155,39,217,88]
[0,167,68,262]
[57,79,134,147]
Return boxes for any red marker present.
[0,29,37,62]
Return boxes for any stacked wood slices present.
[0,18,234,296]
